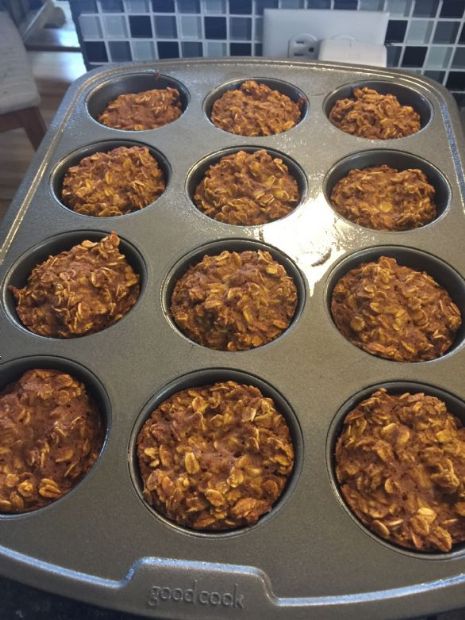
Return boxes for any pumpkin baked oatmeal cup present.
[336,387,465,552]
[136,380,294,531]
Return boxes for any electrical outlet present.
[263,9,388,58]
[288,33,319,59]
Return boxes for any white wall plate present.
[263,9,389,58]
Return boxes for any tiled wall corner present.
[70,0,465,102]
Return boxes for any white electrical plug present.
[318,38,387,67]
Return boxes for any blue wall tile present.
[402,46,427,67]
[129,15,152,37]
[447,71,465,89]
[157,41,180,57]
[84,41,108,61]
[334,0,358,8]
[230,42,252,54]
[230,17,251,40]
[100,0,124,11]
[204,16,226,39]
[177,0,200,12]
[152,0,174,11]
[440,0,465,18]
[182,41,203,56]
[109,40,131,60]
[385,20,407,44]
[229,0,252,13]
[155,15,177,37]
[413,0,438,17]
[433,21,460,43]
[72,0,97,15]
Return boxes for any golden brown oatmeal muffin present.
[330,256,461,362]
[211,80,303,136]
[10,232,140,338]
[336,388,465,552]
[170,249,298,351]
[61,146,165,217]
[98,87,182,131]
[194,149,300,225]
[329,87,421,139]
[0,369,103,513]
[330,164,437,231]
[137,380,294,530]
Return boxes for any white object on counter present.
[318,38,387,68]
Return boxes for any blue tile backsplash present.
[70,0,465,103]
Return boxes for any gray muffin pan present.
[1,59,465,619]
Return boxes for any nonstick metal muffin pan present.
[1,58,465,619]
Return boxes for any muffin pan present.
[1,59,465,618]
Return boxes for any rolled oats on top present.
[62,146,165,217]
[170,249,298,351]
[98,86,182,131]
[211,80,303,137]
[330,164,437,231]
[336,388,465,552]
[329,87,421,139]
[0,369,103,513]
[10,232,140,338]
[137,380,294,530]
[330,256,461,362]
[193,149,300,226]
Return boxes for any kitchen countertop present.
[0,575,143,619]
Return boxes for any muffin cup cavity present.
[324,80,433,135]
[204,77,309,133]
[129,368,303,536]
[51,140,171,217]
[163,239,306,350]
[3,230,146,338]
[324,150,450,228]
[327,246,465,360]
[186,146,308,226]
[0,356,110,516]
[328,382,465,557]
[87,73,189,129]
